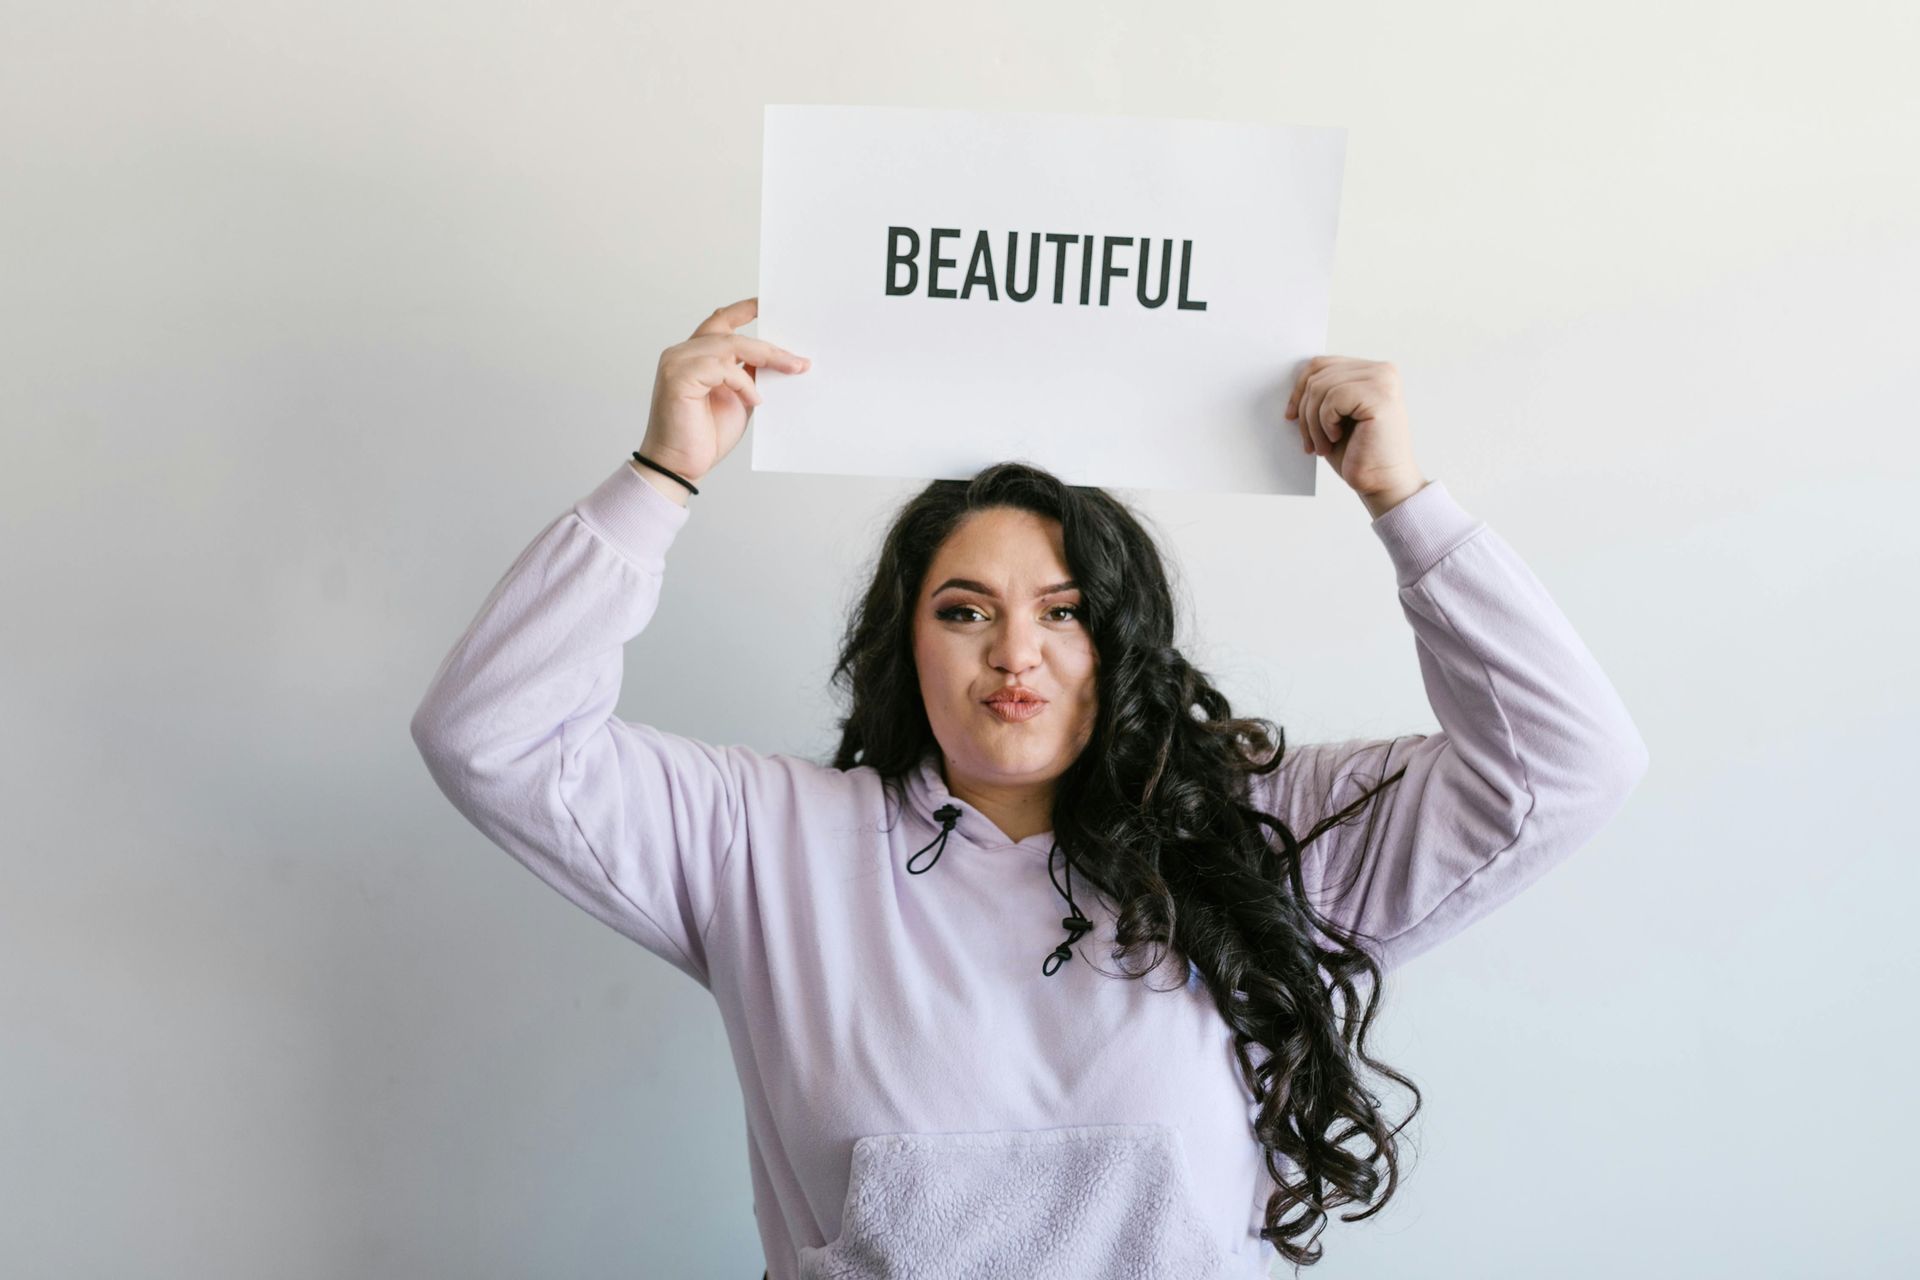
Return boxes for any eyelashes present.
[935,604,1083,624]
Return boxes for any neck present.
[940,757,1055,843]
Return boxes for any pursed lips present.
[981,691,1049,720]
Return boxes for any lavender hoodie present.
[410,459,1649,1278]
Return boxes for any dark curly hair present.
[825,460,1423,1270]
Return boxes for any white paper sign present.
[752,104,1346,495]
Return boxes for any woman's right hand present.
[640,296,811,484]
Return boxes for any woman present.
[411,297,1648,1277]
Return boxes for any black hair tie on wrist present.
[632,451,700,495]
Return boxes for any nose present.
[987,610,1044,675]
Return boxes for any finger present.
[692,297,758,339]
[1285,356,1323,421]
[1301,374,1328,451]
[714,334,810,372]
[1317,380,1355,444]
[681,352,746,395]
[721,363,762,407]
[1287,355,1358,421]
[1306,369,1370,451]
[1305,408,1332,457]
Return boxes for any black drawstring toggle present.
[907,803,962,874]
[1042,841,1094,977]
[1043,910,1093,976]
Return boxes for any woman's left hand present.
[1285,356,1425,502]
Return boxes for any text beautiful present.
[885,227,1209,310]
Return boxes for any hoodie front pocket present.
[796,1122,1229,1279]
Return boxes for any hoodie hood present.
[903,745,1060,852]
[900,745,1093,977]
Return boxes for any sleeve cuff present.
[572,459,692,572]
[1368,479,1487,587]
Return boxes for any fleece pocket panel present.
[797,1122,1228,1279]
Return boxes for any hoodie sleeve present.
[1251,480,1650,975]
[408,460,746,990]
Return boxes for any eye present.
[934,603,1083,624]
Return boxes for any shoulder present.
[713,741,894,825]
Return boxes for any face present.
[911,506,1100,794]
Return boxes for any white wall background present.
[4,2,1915,1276]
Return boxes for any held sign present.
[752,105,1346,496]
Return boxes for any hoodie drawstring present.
[905,800,1091,978]
[907,804,962,874]
[1043,841,1093,977]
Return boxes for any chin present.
[970,737,1066,771]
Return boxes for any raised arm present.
[409,462,748,986]
[1259,357,1650,972]
[1253,478,1650,974]
[408,297,813,987]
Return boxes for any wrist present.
[1359,472,1428,521]
[629,460,693,507]
[633,439,706,481]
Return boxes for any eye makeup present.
[935,603,1082,623]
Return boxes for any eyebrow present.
[931,577,1079,599]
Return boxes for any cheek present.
[1065,638,1099,701]
[912,627,964,696]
